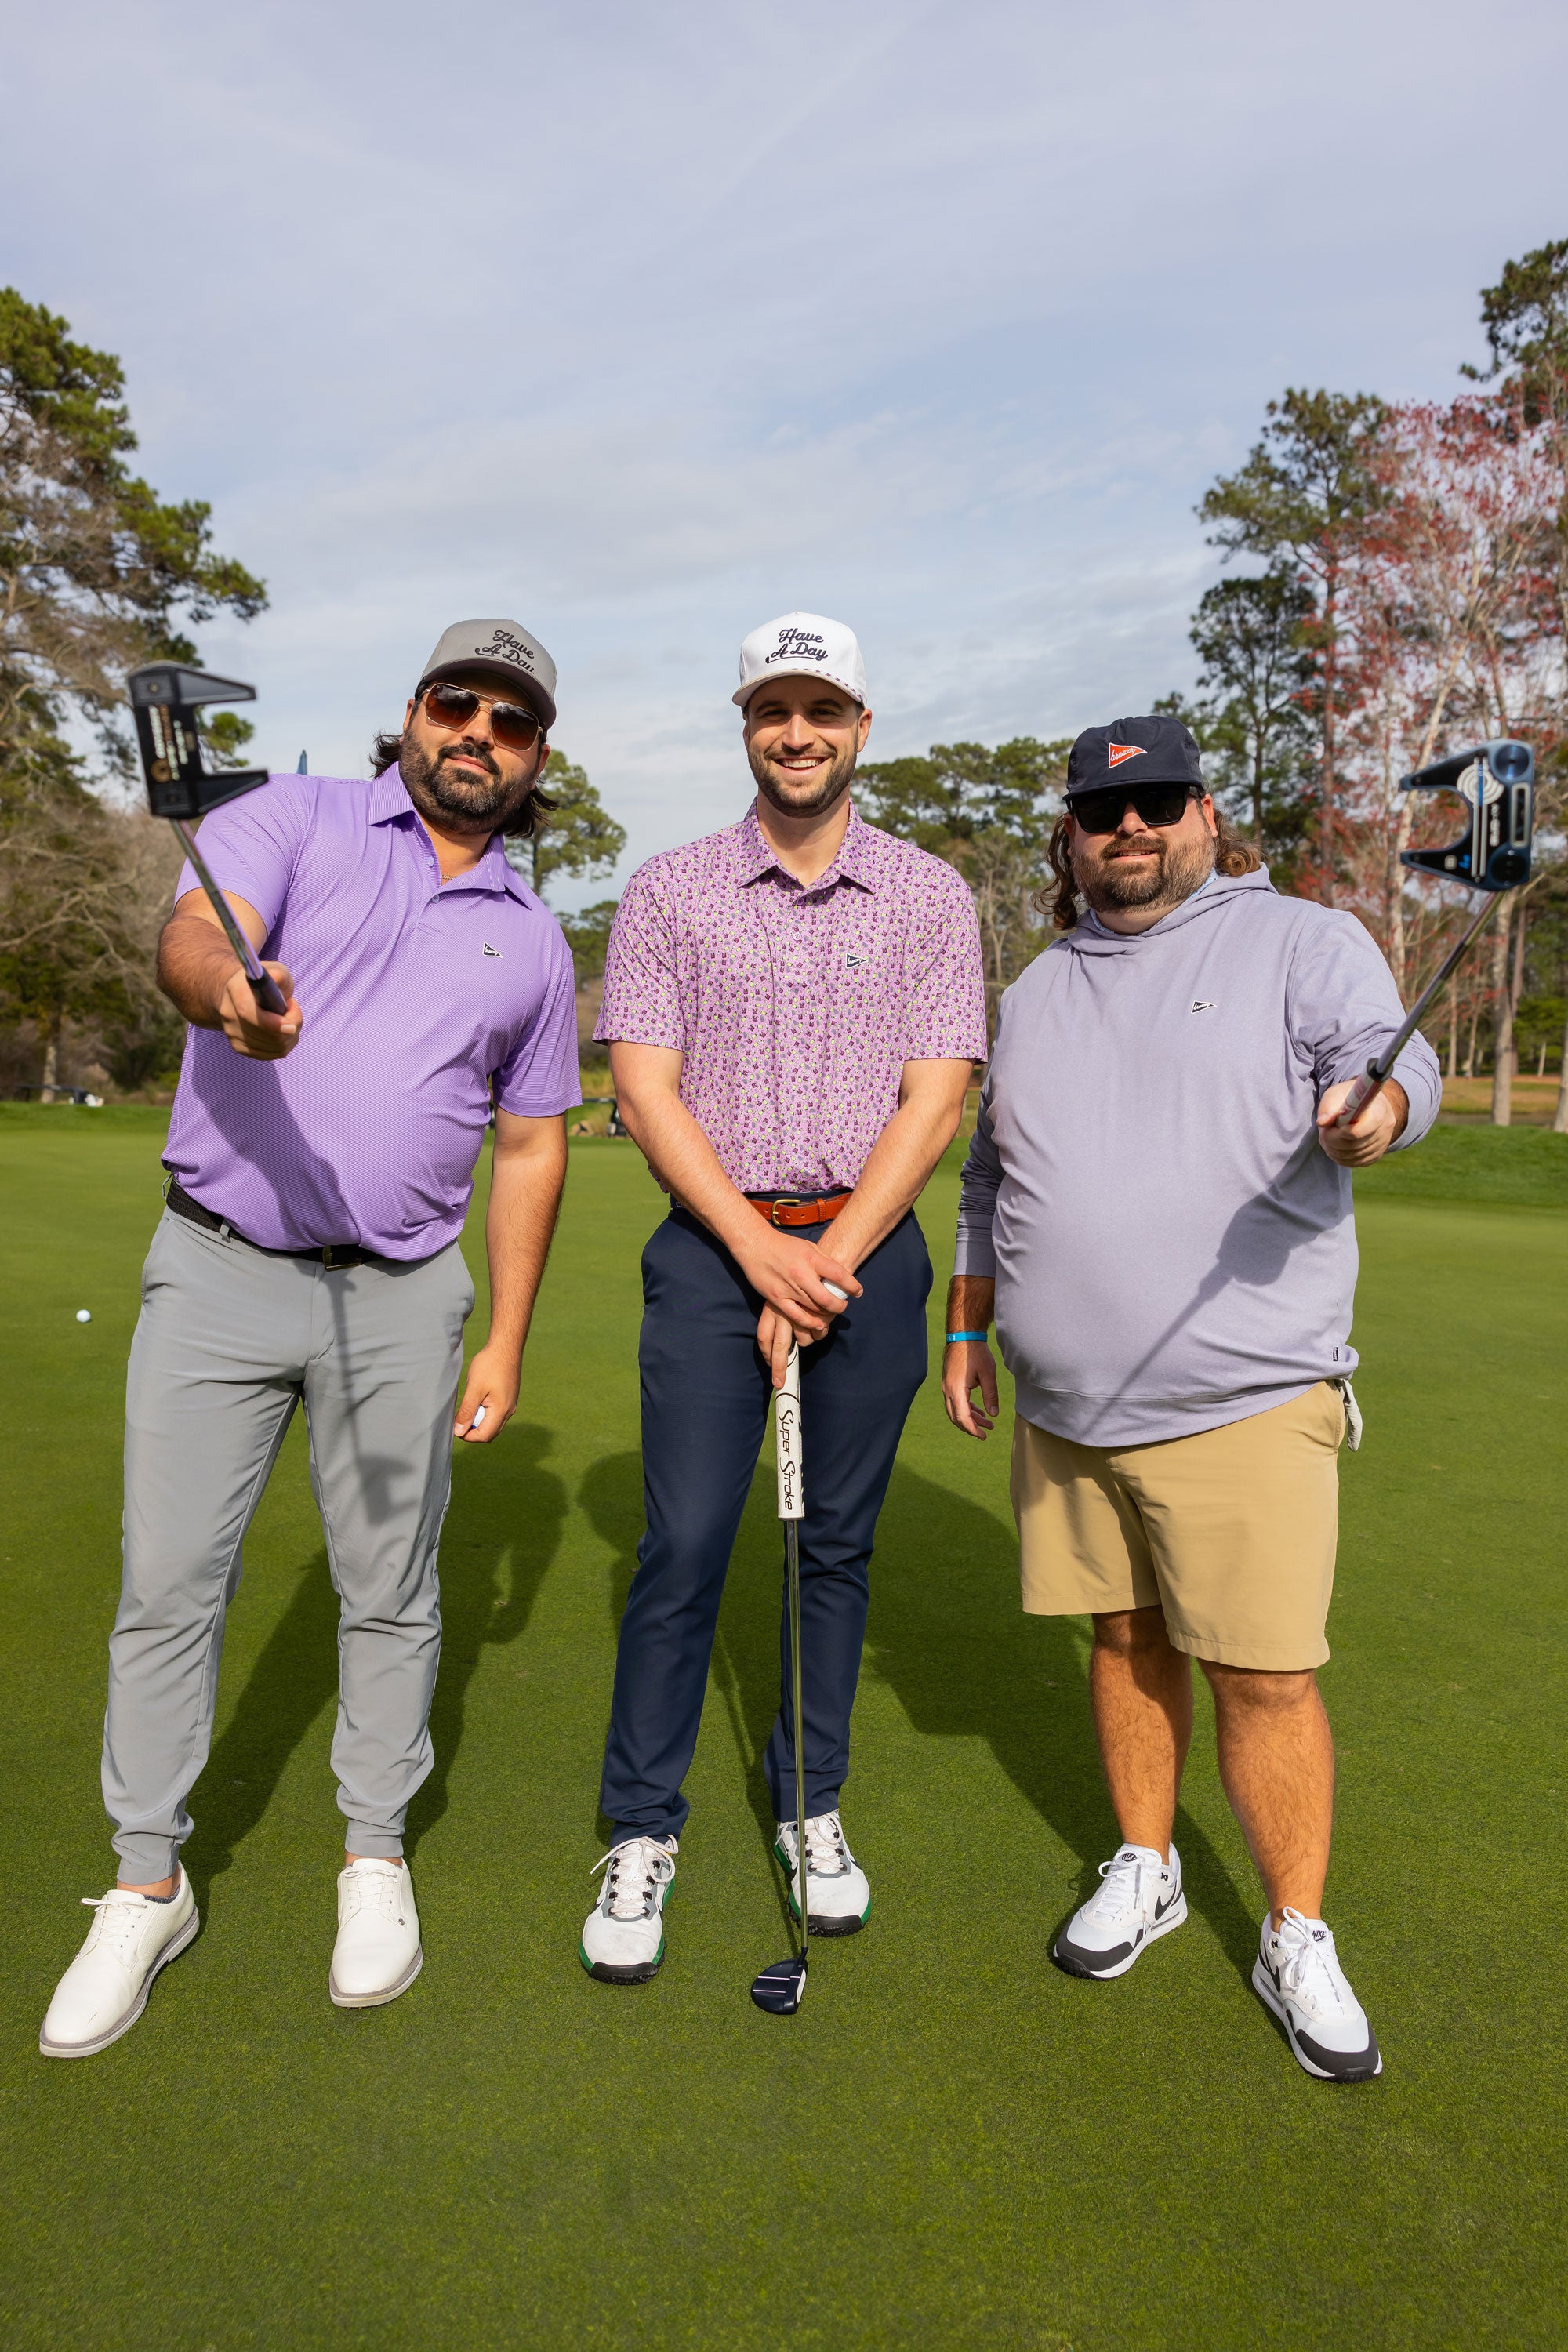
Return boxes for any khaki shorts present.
[1009,1382,1346,1671]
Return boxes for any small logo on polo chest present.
[1190,999,1214,1013]
[483,942,502,959]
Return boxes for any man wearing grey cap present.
[40,622,580,2058]
[579,612,987,1985]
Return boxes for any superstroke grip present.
[1334,1066,1385,1128]
[775,1347,804,1522]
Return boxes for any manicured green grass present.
[0,1113,1563,2349]
[1355,1120,1568,1208]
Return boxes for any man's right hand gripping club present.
[608,1042,860,1385]
[158,887,303,1059]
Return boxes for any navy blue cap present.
[1065,715,1204,800]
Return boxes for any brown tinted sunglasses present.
[419,681,545,753]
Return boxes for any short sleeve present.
[593,862,684,1047]
[492,925,583,1115]
[174,775,309,935]
[1286,909,1442,1151]
[906,865,989,1062]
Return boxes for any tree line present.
[3,248,1566,1123]
[859,239,1568,1129]
[0,289,623,1098]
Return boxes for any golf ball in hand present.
[75,1309,92,1323]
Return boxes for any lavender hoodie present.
[953,869,1441,1445]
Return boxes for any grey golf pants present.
[103,1210,474,1881]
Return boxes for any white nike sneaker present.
[580,1836,677,1984]
[329,1858,423,2009]
[40,1867,199,2057]
[775,1812,871,1936]
[1253,1907,1383,2082]
[1052,1842,1187,1980]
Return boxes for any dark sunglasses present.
[1067,782,1202,835]
[420,681,545,753]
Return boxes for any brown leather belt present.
[746,1192,851,1230]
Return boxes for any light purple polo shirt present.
[163,770,580,1258]
[596,804,987,1192]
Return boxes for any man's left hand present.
[454,1341,521,1443]
[1316,1078,1408,1167]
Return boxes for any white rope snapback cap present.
[733,612,867,710]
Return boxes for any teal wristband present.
[945,1330,988,1343]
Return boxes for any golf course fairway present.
[1,1105,1563,2350]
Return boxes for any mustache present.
[437,742,500,779]
[1102,832,1167,858]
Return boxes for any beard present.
[748,735,858,820]
[399,735,535,832]
[1076,826,1216,917]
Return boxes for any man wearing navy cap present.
[41,621,580,2057]
[944,713,1440,2082]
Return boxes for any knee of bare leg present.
[1203,1661,1317,1713]
[1091,1603,1169,1659]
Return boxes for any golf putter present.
[126,663,287,1016]
[1336,739,1534,1129]
[750,1343,810,2016]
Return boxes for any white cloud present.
[5,0,1566,900]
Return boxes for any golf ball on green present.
[75,1309,92,1323]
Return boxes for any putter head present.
[1401,739,1534,892]
[750,1952,808,2014]
[127,663,269,822]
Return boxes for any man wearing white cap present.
[579,613,987,1983]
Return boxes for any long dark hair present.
[1040,805,1261,932]
[368,730,558,840]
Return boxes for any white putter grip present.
[775,1348,804,1521]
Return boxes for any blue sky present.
[5,0,1565,902]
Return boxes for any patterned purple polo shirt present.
[595,804,986,1192]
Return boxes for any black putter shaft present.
[126,664,288,1018]
[1334,890,1503,1127]
[170,819,288,1017]
[1338,736,1534,1128]
[751,1345,809,2014]
[788,1512,808,1969]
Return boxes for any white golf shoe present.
[1253,1907,1383,2082]
[775,1812,871,1936]
[40,1867,199,2058]
[580,1836,677,1984]
[329,1858,423,2009]
[1052,1842,1187,1980]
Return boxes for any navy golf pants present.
[600,1203,931,1845]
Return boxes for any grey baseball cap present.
[417,619,557,731]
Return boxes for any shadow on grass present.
[578,1446,1259,1976]
[576,1449,797,1929]
[869,1461,1261,1977]
[183,1421,567,1897]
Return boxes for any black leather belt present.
[165,1178,390,1271]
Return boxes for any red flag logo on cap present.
[1107,742,1146,768]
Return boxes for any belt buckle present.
[769,1195,805,1228]
[321,1243,355,1270]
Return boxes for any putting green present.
[0,1107,1563,2350]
